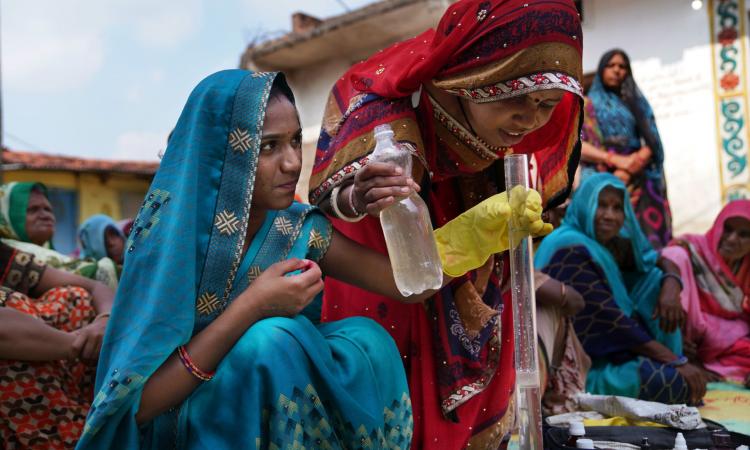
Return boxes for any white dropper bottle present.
[674,432,688,450]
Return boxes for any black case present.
[543,421,750,450]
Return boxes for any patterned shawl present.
[670,200,750,319]
[309,0,584,209]
[77,70,294,448]
[307,0,583,435]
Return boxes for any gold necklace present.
[428,94,509,161]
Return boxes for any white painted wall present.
[581,0,721,234]
[285,59,352,134]
[282,47,388,201]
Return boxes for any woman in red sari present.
[308,1,583,447]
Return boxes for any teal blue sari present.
[77,70,412,449]
[535,173,688,404]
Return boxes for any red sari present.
[309,1,584,447]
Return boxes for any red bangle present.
[177,345,215,381]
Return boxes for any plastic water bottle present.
[372,124,442,296]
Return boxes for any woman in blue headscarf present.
[580,49,673,249]
[75,70,412,449]
[79,214,126,265]
[76,70,542,449]
[535,173,707,405]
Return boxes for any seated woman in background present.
[0,182,119,289]
[662,200,750,387]
[79,214,126,265]
[535,173,707,405]
[0,241,114,449]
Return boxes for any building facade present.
[1,149,157,253]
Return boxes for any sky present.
[1,0,376,161]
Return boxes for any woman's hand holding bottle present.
[350,162,420,216]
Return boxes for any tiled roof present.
[1,148,159,176]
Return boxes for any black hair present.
[596,48,631,94]
[269,74,295,105]
[599,185,625,206]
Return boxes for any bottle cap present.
[674,432,687,450]
[576,438,595,449]
[569,421,586,436]
[374,124,394,139]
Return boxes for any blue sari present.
[535,173,689,404]
[77,70,412,449]
[582,50,673,249]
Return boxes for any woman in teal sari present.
[76,70,411,449]
[77,70,546,449]
[535,173,707,405]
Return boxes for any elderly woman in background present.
[580,49,673,248]
[662,200,750,387]
[535,173,707,405]
[0,182,119,288]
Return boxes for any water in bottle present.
[371,124,443,296]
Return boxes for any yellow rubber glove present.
[434,186,553,277]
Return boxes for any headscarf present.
[535,173,658,316]
[587,49,665,166]
[78,70,291,447]
[309,0,583,209]
[0,182,52,245]
[79,214,125,261]
[671,200,750,318]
